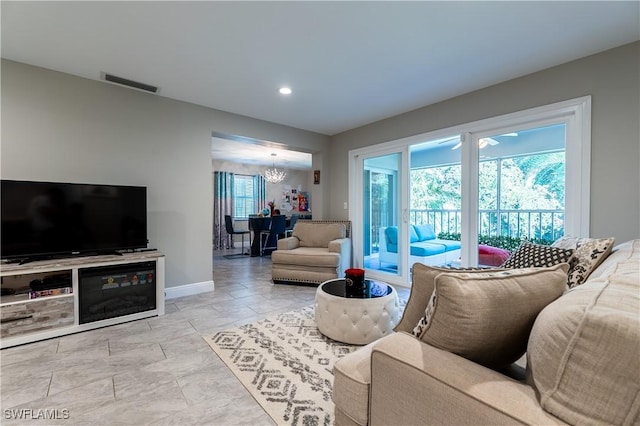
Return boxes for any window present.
[233,175,254,219]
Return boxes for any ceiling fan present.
[437,133,518,150]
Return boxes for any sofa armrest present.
[276,236,300,250]
[329,238,352,274]
[328,237,350,253]
[369,332,566,426]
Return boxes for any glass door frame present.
[350,96,591,285]
[350,144,411,287]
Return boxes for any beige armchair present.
[271,220,351,285]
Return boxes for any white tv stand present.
[0,251,165,349]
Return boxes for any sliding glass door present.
[352,149,409,285]
[350,97,590,287]
[469,124,567,266]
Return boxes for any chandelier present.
[264,153,287,184]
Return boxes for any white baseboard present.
[164,280,214,300]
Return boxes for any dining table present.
[248,216,290,256]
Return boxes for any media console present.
[0,251,165,348]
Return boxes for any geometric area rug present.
[203,306,362,426]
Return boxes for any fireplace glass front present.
[79,261,156,324]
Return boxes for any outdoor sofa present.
[378,224,461,267]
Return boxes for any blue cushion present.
[387,243,398,253]
[385,226,398,245]
[430,239,461,251]
[386,226,419,244]
[410,226,420,243]
[410,242,446,256]
[414,224,436,241]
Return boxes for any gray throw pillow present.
[414,264,570,368]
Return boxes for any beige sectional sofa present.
[271,220,351,285]
[333,239,639,426]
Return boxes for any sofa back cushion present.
[414,224,436,241]
[293,222,346,247]
[384,226,420,248]
[527,239,640,425]
[384,226,398,246]
[410,226,420,243]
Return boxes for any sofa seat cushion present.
[527,240,640,425]
[429,239,462,251]
[271,247,340,267]
[410,242,446,257]
[332,342,376,426]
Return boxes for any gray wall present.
[1,59,330,288]
[330,42,640,242]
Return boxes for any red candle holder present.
[345,268,366,297]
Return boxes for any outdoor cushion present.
[414,224,436,241]
[385,226,399,245]
[410,226,420,243]
[479,244,511,267]
[386,225,421,245]
[410,243,446,257]
[429,239,462,251]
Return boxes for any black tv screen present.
[1,180,148,260]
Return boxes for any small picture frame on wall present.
[314,170,320,185]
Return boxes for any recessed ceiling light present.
[278,87,292,95]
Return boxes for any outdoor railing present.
[409,208,565,242]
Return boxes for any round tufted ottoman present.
[314,278,400,345]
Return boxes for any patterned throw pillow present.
[413,264,570,368]
[500,241,574,269]
[552,236,615,287]
[412,289,437,338]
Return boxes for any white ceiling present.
[2,1,638,167]
[211,136,313,170]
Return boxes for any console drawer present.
[1,296,75,338]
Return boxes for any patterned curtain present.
[254,175,266,213]
[213,171,235,249]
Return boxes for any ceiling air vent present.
[102,73,159,94]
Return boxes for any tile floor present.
[1,249,410,425]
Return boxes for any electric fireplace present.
[78,261,156,324]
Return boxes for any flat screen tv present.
[1,180,148,261]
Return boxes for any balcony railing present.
[409,208,565,242]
